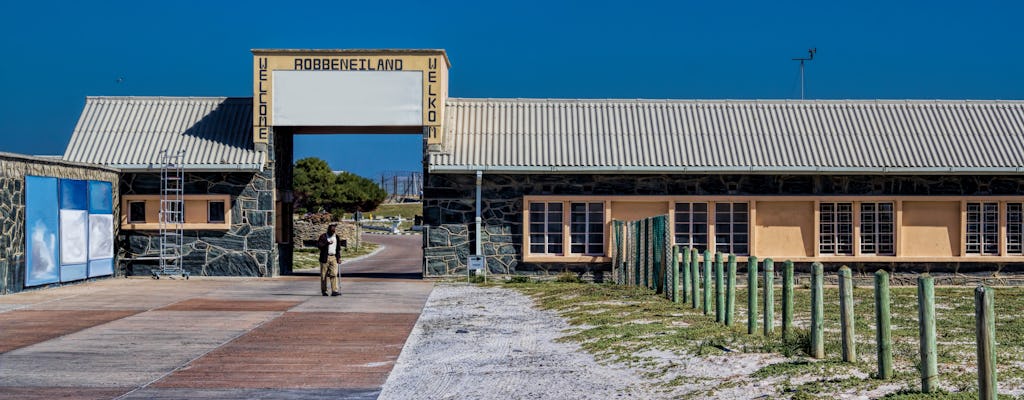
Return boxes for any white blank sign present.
[273,70,423,126]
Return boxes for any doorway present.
[275,131,424,279]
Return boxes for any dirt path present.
[379,284,658,400]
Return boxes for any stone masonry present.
[120,170,277,277]
[423,173,1024,277]
[0,153,120,295]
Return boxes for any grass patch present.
[292,243,379,270]
[506,281,1024,398]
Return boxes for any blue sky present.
[2,1,1021,178]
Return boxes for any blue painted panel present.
[88,259,113,278]
[88,181,113,214]
[61,263,88,283]
[59,179,88,210]
[25,176,60,287]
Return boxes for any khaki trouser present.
[320,257,338,293]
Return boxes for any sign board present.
[252,49,449,145]
[468,255,485,271]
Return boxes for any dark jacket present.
[317,232,343,263]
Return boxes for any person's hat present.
[328,223,338,228]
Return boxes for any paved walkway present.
[0,235,430,400]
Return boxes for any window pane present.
[129,201,147,223]
[208,201,226,223]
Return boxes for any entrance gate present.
[250,49,450,274]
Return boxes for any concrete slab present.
[0,310,278,387]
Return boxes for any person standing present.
[317,223,343,296]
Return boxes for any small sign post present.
[468,255,485,283]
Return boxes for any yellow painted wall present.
[611,201,669,222]
[251,49,449,145]
[754,201,814,257]
[185,200,207,223]
[901,201,961,257]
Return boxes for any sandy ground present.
[379,284,659,400]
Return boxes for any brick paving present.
[0,234,428,400]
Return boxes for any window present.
[208,201,226,223]
[122,194,230,230]
[674,202,708,249]
[529,202,563,255]
[714,202,748,255]
[860,202,895,255]
[128,201,147,223]
[1009,203,1023,255]
[570,202,604,255]
[819,203,853,255]
[966,202,999,255]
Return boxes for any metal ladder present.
[154,149,189,279]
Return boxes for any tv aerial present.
[792,48,816,100]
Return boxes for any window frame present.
[524,199,608,261]
[121,194,231,231]
[208,200,227,224]
[714,202,750,255]
[674,202,709,250]
[819,202,854,256]
[858,202,895,256]
[127,201,147,224]
[965,202,1000,255]
[528,201,565,256]
[570,202,605,256]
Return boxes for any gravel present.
[379,284,658,400]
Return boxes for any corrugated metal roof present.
[431,99,1024,174]
[63,97,263,171]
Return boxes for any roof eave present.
[428,165,1024,175]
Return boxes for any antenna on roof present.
[792,48,816,100]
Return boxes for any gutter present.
[428,165,1024,175]
[113,164,264,173]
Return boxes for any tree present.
[292,157,388,215]
[335,171,387,212]
[293,157,335,213]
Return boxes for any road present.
[341,233,423,279]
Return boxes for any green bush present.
[507,275,533,284]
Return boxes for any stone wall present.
[423,173,1024,277]
[120,170,277,277]
[293,220,361,249]
[0,153,120,295]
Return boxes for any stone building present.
[62,97,276,277]
[6,48,1016,287]
[424,99,1024,276]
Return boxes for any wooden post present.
[691,248,700,309]
[918,274,937,393]
[976,286,998,400]
[703,249,713,316]
[672,246,682,303]
[726,254,737,326]
[748,256,759,335]
[679,246,688,303]
[764,258,774,336]
[810,262,825,359]
[875,270,893,380]
[839,266,856,362]
[715,252,725,323]
[782,260,794,339]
